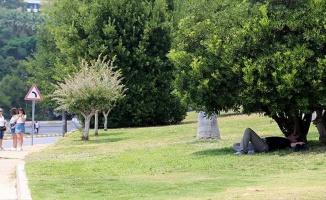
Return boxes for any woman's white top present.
[17,115,27,123]
[0,116,5,126]
[10,116,15,123]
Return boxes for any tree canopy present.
[29,0,187,127]
[52,56,126,140]
[0,7,43,118]
[0,0,25,10]
[169,0,326,142]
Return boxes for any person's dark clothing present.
[235,128,293,153]
[264,137,291,151]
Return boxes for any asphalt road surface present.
[2,120,81,148]
[2,137,60,148]
[24,121,77,135]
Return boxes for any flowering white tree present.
[52,56,126,140]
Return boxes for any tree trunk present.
[103,109,111,131]
[94,110,99,136]
[197,111,220,139]
[271,111,311,143]
[81,112,94,140]
[312,107,326,143]
[293,113,311,143]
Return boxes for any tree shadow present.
[192,140,326,156]
[69,137,125,144]
[192,147,234,156]
[95,131,125,137]
[192,147,296,156]
[87,137,125,144]
[180,113,244,125]
[179,120,197,125]
[68,131,126,144]
[301,140,326,154]
[218,112,244,118]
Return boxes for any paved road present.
[2,137,60,148]
[24,120,76,135]
[2,120,81,148]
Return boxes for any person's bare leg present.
[17,133,22,151]
[12,134,17,149]
[20,134,23,150]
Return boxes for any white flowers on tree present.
[52,55,127,140]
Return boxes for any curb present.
[4,133,62,140]
[16,160,32,200]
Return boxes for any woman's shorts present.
[10,123,16,134]
[0,130,4,139]
[15,123,25,134]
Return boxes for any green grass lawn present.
[25,112,326,200]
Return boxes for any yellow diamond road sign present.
[25,84,43,101]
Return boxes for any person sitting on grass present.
[233,128,306,155]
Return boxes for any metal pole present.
[31,100,35,146]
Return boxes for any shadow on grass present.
[95,131,125,137]
[180,113,244,125]
[192,140,326,157]
[302,140,326,154]
[188,139,220,145]
[69,137,125,145]
[192,147,299,156]
[219,112,244,118]
[180,120,197,125]
[87,137,125,144]
[192,147,234,156]
[68,131,126,144]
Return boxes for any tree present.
[169,0,326,143]
[52,56,126,140]
[94,110,99,136]
[0,0,25,10]
[0,7,43,117]
[32,0,186,127]
[0,55,30,116]
[24,23,70,120]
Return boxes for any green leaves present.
[52,56,126,114]
[170,0,326,121]
[169,0,247,112]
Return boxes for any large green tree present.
[0,7,43,117]
[169,0,326,143]
[29,0,186,127]
[0,0,25,10]
[25,24,69,120]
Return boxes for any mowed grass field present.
[25,112,326,200]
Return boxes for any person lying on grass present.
[233,128,306,155]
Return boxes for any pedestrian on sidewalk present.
[0,108,7,151]
[14,108,26,151]
[9,107,17,151]
[34,121,40,134]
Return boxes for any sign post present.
[24,84,43,146]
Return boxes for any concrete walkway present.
[0,144,52,200]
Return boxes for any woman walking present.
[9,107,17,151]
[14,108,26,151]
[0,108,7,151]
